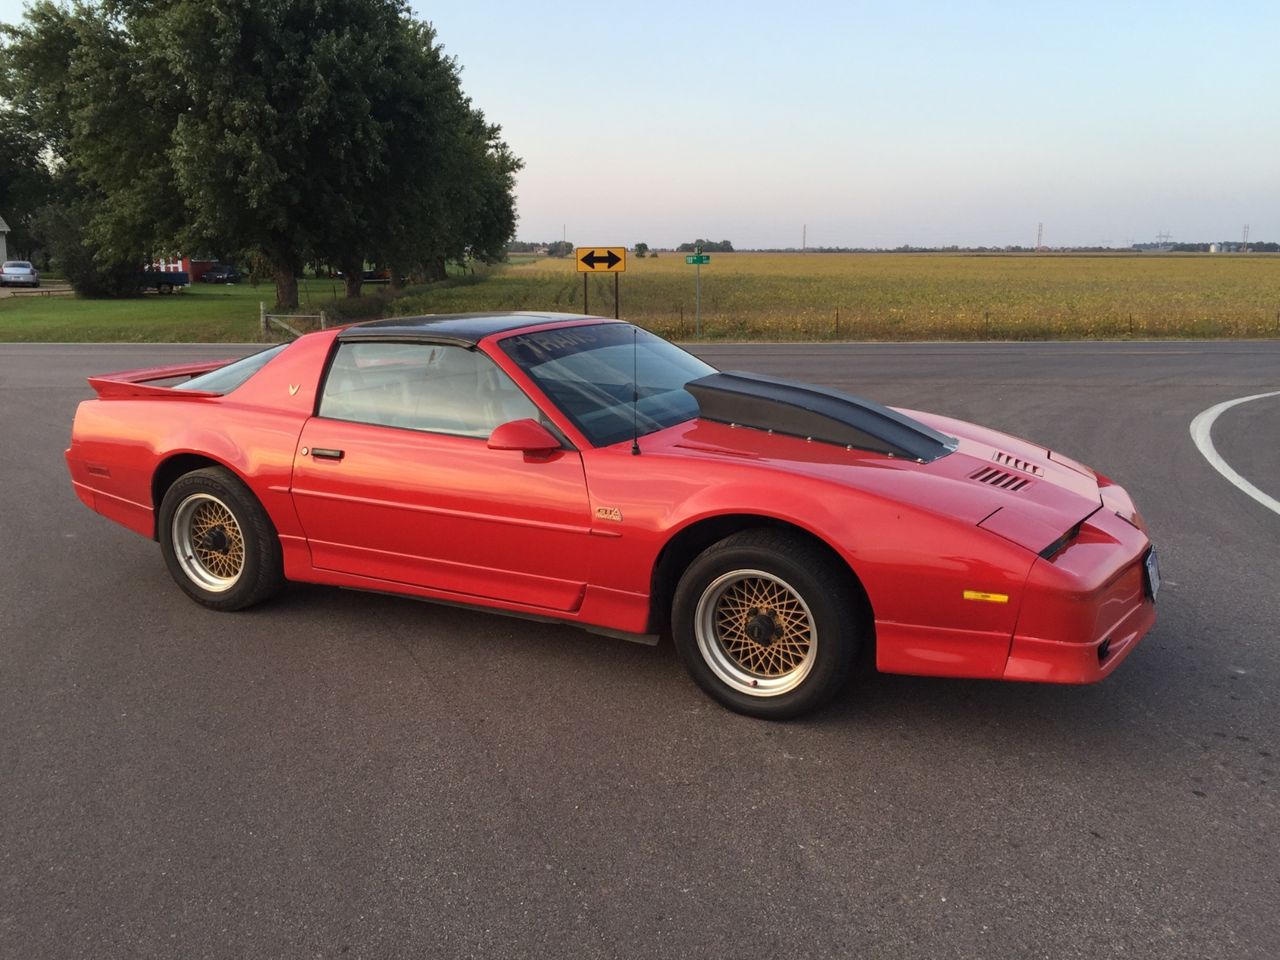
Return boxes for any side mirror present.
[487,418,561,455]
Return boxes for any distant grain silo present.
[1209,242,1221,253]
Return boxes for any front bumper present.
[1002,485,1156,683]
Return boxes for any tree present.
[2,1,522,307]
[365,32,522,288]
[634,242,649,258]
[146,4,521,303]
[0,109,53,260]
[133,0,424,307]
[32,199,141,295]
[546,241,574,258]
[676,238,734,253]
[0,2,168,290]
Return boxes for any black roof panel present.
[339,312,598,347]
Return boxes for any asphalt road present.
[2,340,1278,960]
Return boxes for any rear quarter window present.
[173,344,288,394]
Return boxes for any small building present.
[0,214,9,262]
[152,254,219,282]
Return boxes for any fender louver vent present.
[971,466,1033,492]
[993,451,1044,476]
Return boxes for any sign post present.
[684,246,710,336]
[576,247,627,318]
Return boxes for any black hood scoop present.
[684,371,956,462]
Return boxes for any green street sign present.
[685,255,711,265]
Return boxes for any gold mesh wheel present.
[694,569,817,697]
[171,493,246,592]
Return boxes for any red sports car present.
[66,313,1158,718]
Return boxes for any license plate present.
[1144,547,1161,601]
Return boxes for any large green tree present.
[2,1,521,306]
[313,16,522,295]
[0,109,54,260]
[138,0,521,305]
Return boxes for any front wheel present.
[672,530,861,719]
[158,466,283,610]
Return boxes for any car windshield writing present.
[502,324,715,447]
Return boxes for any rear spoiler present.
[86,360,232,399]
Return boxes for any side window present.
[319,341,540,438]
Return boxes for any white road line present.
[1189,391,1280,517]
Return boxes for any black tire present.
[157,466,283,611]
[158,282,173,294]
[671,529,861,719]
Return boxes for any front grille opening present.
[970,466,1032,492]
[1097,637,1112,663]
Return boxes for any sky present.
[2,0,1277,248]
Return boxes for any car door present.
[290,339,593,612]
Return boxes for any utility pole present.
[1242,224,1250,252]
[695,244,702,337]
[1036,222,1044,251]
[802,224,807,252]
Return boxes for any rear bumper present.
[66,448,155,539]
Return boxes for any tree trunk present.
[389,262,405,292]
[341,256,363,298]
[425,256,448,282]
[274,266,299,310]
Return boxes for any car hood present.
[657,410,1101,556]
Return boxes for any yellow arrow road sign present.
[576,247,627,272]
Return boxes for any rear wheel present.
[158,466,283,610]
[672,529,861,719]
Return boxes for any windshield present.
[174,344,287,394]
[501,324,715,447]
[4,262,33,269]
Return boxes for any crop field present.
[2,253,1278,342]
[393,253,1280,341]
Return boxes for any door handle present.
[310,447,345,461]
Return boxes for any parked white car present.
[0,261,40,287]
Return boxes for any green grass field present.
[2,253,1278,342]
[0,277,355,342]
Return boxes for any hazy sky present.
[3,1,1277,247]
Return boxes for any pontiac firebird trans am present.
[65,313,1158,718]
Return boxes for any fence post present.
[260,301,267,337]
[319,309,328,330]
